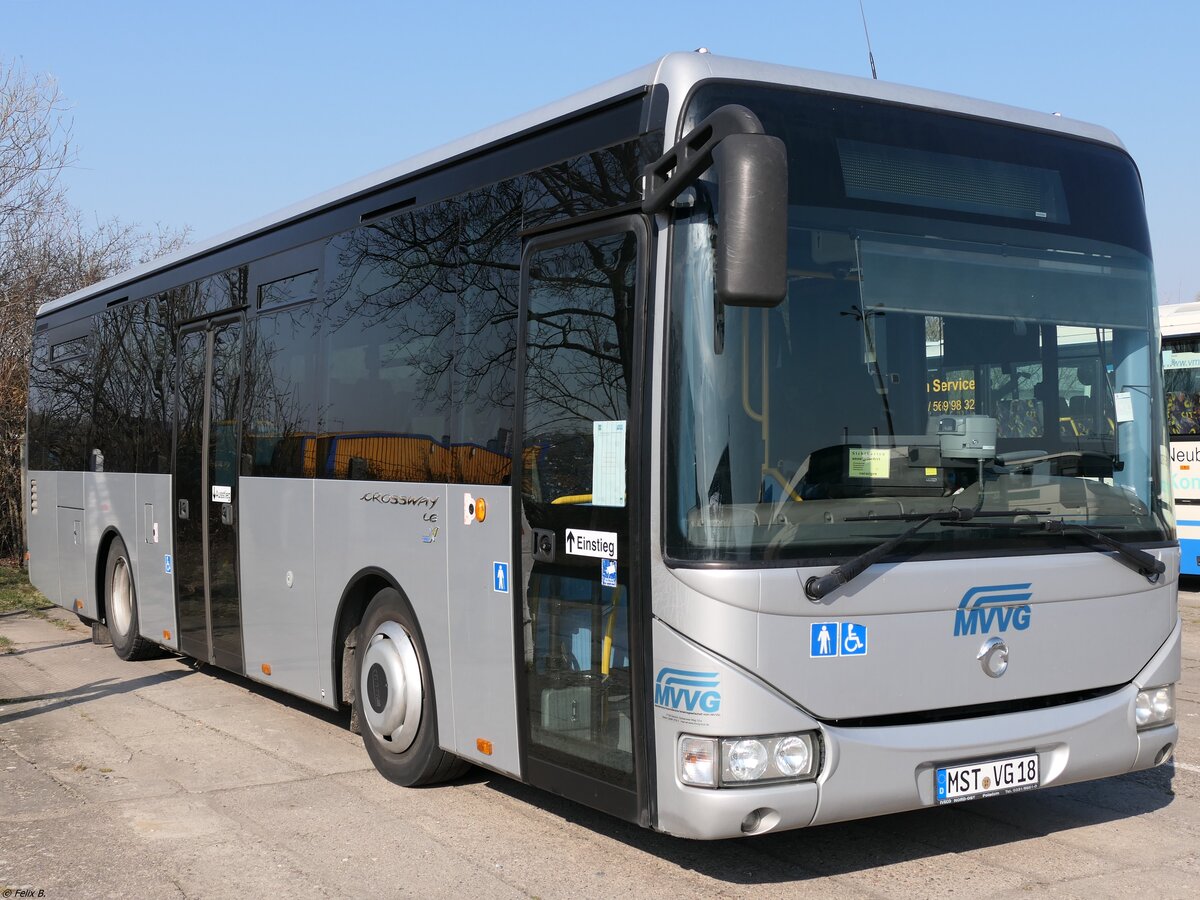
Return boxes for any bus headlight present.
[1135,685,1175,729]
[773,734,812,777]
[725,739,770,781]
[679,733,820,787]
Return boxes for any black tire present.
[105,535,156,661]
[354,587,468,786]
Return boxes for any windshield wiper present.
[994,449,1124,473]
[803,508,1050,601]
[947,519,1165,580]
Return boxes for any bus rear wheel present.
[105,535,156,661]
[354,587,467,786]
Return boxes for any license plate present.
[935,752,1039,804]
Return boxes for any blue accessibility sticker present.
[810,621,868,658]
[493,561,509,593]
[600,558,617,588]
[810,622,840,658]
[840,622,868,656]
[164,554,173,574]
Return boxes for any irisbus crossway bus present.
[24,52,1179,839]
[1160,301,1200,575]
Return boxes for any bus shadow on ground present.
[4,637,91,655]
[0,669,193,725]
[479,765,1178,885]
[171,656,353,729]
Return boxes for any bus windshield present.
[666,84,1169,563]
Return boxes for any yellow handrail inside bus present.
[601,586,622,676]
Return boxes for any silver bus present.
[24,53,1179,839]
[1160,301,1200,575]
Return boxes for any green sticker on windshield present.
[848,448,890,479]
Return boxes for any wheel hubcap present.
[110,556,133,637]
[360,621,423,753]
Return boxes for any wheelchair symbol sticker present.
[841,622,868,656]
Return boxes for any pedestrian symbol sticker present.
[810,621,869,658]
[493,561,509,593]
[841,622,868,656]
[810,622,839,657]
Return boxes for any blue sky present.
[5,0,1198,304]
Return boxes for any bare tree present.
[0,59,188,561]
[0,62,72,257]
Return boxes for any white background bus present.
[25,52,1179,839]
[1161,301,1200,575]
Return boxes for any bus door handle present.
[220,503,234,526]
[178,499,189,521]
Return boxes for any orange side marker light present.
[261,663,272,676]
[476,738,493,756]
[475,497,487,522]
[163,630,172,641]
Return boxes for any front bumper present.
[811,682,1175,827]
[652,616,1181,839]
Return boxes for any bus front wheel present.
[104,535,156,661]
[354,587,467,786]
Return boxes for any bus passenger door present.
[516,216,649,824]
[174,316,245,671]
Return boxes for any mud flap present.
[342,631,361,735]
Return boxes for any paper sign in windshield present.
[848,448,889,479]
[592,420,626,506]
[1114,392,1135,423]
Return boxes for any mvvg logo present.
[954,583,1033,636]
[655,668,721,714]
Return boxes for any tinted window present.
[133,295,178,474]
[522,230,637,507]
[174,269,245,319]
[29,328,93,471]
[259,269,319,310]
[25,335,50,470]
[244,304,320,477]
[689,83,1151,255]
[523,140,644,229]
[321,204,456,481]
[91,307,138,472]
[452,181,521,485]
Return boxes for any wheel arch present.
[331,566,424,710]
[93,525,127,624]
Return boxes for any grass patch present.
[0,563,54,616]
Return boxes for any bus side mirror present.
[642,104,789,307]
[713,133,788,307]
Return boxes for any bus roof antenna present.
[858,0,879,79]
